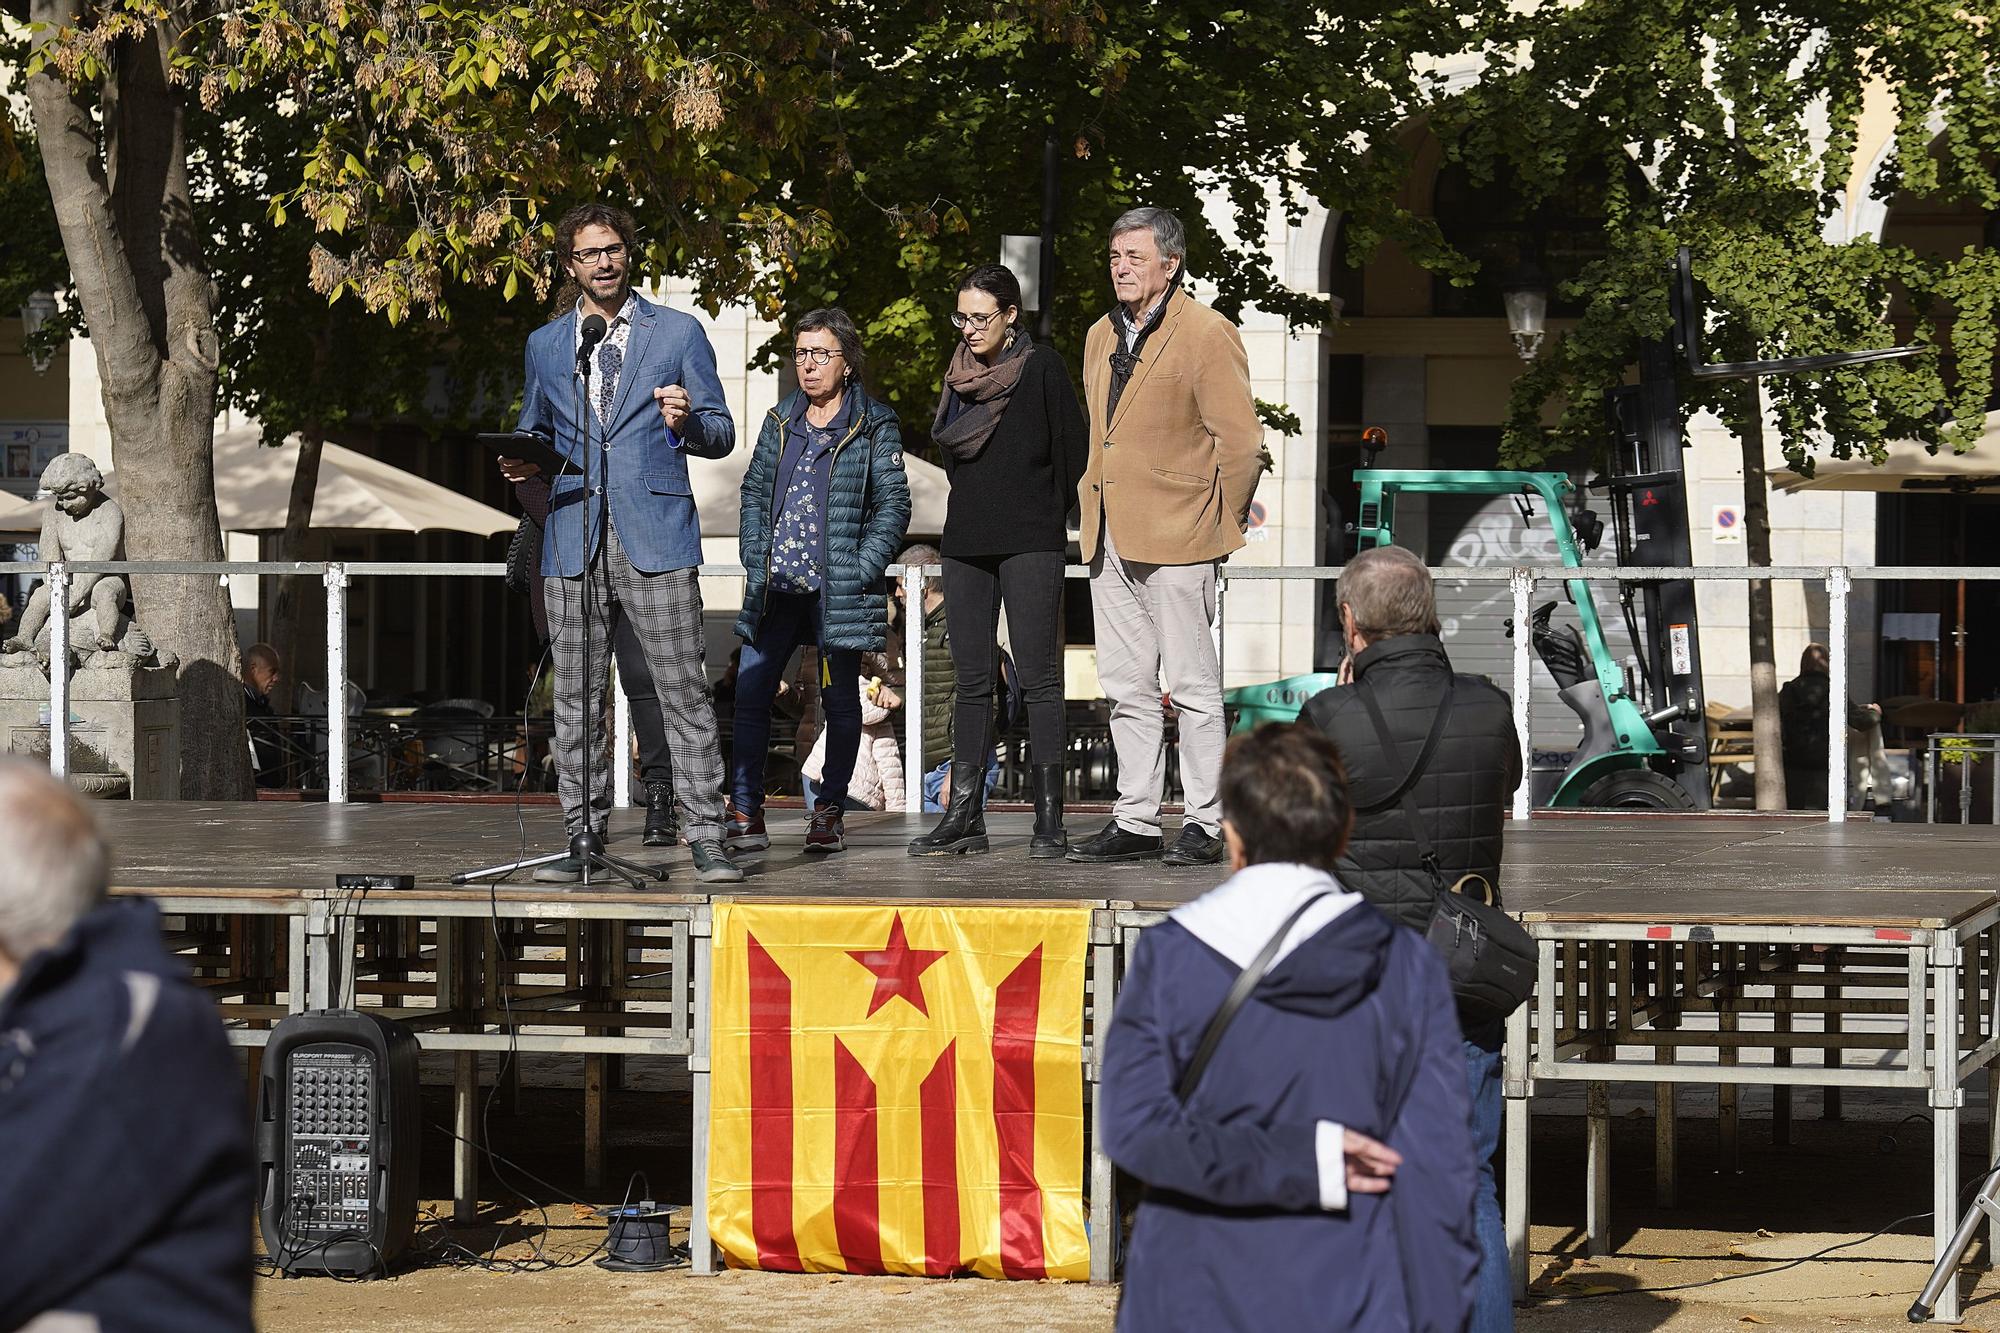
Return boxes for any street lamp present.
[19,292,58,374]
[1501,266,1549,363]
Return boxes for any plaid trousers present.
[546,520,726,841]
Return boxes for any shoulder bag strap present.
[1353,676,1456,892]
[1176,891,1334,1102]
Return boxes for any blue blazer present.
[517,293,736,577]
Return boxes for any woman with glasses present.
[728,308,912,854]
[908,263,1088,859]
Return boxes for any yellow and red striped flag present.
[708,903,1089,1280]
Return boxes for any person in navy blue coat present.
[0,759,251,1332]
[1100,724,1478,1332]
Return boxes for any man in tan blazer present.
[1069,206,1264,866]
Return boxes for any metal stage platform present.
[102,804,2000,1318]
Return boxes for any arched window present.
[1327,216,1364,316]
[1429,158,1639,318]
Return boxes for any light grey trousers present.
[1088,525,1224,835]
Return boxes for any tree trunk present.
[1736,386,1787,811]
[26,0,252,799]
[269,428,326,713]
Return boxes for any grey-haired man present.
[1070,206,1265,867]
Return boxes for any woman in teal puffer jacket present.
[725,307,911,854]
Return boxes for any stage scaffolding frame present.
[31,557,2000,1318]
[142,881,2000,1318]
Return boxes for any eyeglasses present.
[949,310,1006,332]
[570,242,628,265]
[792,347,842,366]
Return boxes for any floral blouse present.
[769,405,847,595]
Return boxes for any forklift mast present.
[1601,337,1713,805]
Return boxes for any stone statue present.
[0,454,170,673]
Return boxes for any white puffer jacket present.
[803,684,906,811]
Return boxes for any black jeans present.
[611,614,673,786]
[943,551,1066,771]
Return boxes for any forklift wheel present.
[1576,768,1699,810]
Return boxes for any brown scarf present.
[932,327,1034,463]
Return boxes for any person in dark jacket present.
[1301,543,1523,1333]
[242,641,287,787]
[499,456,681,844]
[909,263,1088,859]
[0,759,251,1332]
[728,307,912,854]
[890,541,956,776]
[1778,642,1883,811]
[1100,723,1477,1332]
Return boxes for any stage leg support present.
[1655,1060,1677,1207]
[1931,937,1967,1323]
[454,1054,479,1223]
[1718,945,1740,1175]
[584,1056,607,1191]
[1585,1080,1610,1257]
[1772,954,1793,1147]
[690,917,715,1274]
[438,918,481,1223]
[1986,923,2000,1262]
[1089,926,1118,1284]
[583,922,613,1191]
[1504,991,1533,1299]
[1824,945,1844,1121]
[1653,942,1679,1209]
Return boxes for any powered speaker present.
[256,1009,420,1275]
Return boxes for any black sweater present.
[938,343,1089,557]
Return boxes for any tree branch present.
[25,0,163,410]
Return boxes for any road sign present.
[1712,504,1742,544]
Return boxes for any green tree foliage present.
[1438,0,2000,809]
[771,1,1469,440]
[1439,0,2000,471]
[195,0,833,325]
[0,128,71,344]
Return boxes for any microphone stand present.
[455,321,663,891]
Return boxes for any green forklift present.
[1228,248,1926,810]
[1351,415,1709,809]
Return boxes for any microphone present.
[577,313,607,372]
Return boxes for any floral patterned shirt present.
[769,401,849,595]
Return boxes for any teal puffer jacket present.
[735,386,912,651]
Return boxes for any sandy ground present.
[250,1070,2000,1332]
[256,1223,2000,1332]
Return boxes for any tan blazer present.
[1078,286,1265,566]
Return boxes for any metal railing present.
[1928,733,2000,825]
[10,557,1999,819]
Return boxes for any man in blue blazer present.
[517,203,741,883]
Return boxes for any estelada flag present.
[709,903,1089,1280]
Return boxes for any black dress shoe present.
[643,780,678,847]
[1162,824,1225,867]
[1066,819,1164,863]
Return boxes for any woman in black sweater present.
[909,263,1088,859]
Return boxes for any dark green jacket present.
[735,386,911,651]
[921,600,954,769]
